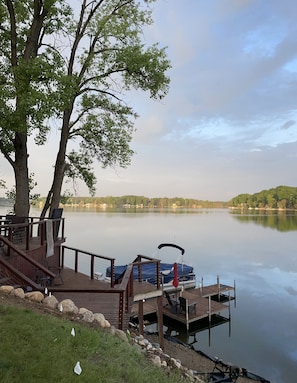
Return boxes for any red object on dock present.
[172,262,179,288]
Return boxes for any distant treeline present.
[230,185,297,209]
[4,185,297,210]
[37,195,228,209]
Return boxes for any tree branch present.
[5,0,18,67]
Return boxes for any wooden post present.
[199,277,203,296]
[138,299,144,335]
[228,292,231,338]
[61,246,65,267]
[217,275,221,301]
[90,255,94,279]
[186,299,189,330]
[234,279,236,308]
[74,250,79,272]
[156,295,164,350]
[110,259,115,288]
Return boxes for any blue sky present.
[1,0,297,201]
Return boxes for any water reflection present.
[144,313,231,348]
[230,210,297,231]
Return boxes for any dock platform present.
[131,281,236,331]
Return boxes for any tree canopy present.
[230,185,297,209]
[0,0,171,217]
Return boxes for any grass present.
[0,302,186,383]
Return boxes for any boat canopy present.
[106,262,194,284]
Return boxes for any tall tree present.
[0,0,72,216]
[41,0,170,217]
[0,0,171,218]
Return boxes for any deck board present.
[200,283,235,298]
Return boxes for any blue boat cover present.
[106,262,194,284]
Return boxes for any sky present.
[1,0,297,201]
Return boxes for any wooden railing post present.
[118,291,124,330]
[61,246,65,268]
[156,261,160,289]
[25,225,29,250]
[61,218,65,238]
[111,259,115,288]
[138,299,144,335]
[75,250,78,273]
[90,255,94,279]
[156,296,164,349]
[40,221,45,245]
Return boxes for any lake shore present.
[142,332,269,383]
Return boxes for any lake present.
[4,206,297,383]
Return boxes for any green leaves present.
[1,0,171,213]
[65,151,97,196]
[119,43,171,99]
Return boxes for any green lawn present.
[0,302,186,383]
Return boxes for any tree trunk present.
[49,150,66,217]
[14,132,30,216]
[7,2,47,218]
[39,189,53,219]
[42,109,72,218]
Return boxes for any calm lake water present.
[4,206,297,383]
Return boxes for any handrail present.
[49,262,134,330]
[118,263,134,320]
[62,245,115,287]
[133,255,161,289]
[0,235,56,279]
[0,256,41,290]
[0,216,65,252]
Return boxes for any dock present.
[131,279,236,331]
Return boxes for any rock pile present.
[131,333,204,382]
[0,285,119,332]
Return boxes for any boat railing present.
[61,245,116,288]
[0,215,65,253]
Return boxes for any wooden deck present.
[163,289,231,329]
[131,284,235,331]
[200,283,236,301]
[47,268,235,332]
[48,268,129,329]
[1,221,236,333]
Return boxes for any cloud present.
[3,0,297,201]
[281,120,296,130]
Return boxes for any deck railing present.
[132,254,161,288]
[61,245,115,287]
[49,263,134,330]
[0,215,65,253]
[0,234,56,289]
